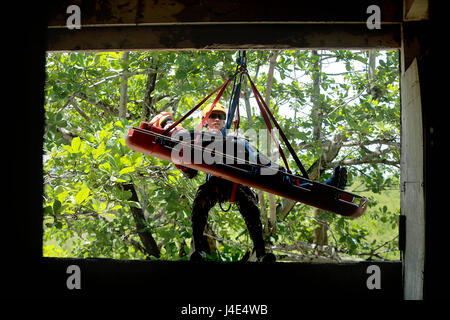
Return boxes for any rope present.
[163,51,309,179]
[223,50,247,136]
[162,74,236,135]
[219,202,233,212]
[196,77,233,132]
[247,73,291,173]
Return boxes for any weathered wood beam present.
[46,23,401,52]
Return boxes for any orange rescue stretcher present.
[125,121,370,218]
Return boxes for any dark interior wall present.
[46,0,403,26]
[10,0,445,301]
[8,2,46,297]
[416,21,445,299]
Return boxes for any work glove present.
[175,164,198,179]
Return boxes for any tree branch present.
[142,66,159,121]
[336,146,399,167]
[88,69,163,88]
[69,97,91,124]
[74,92,118,116]
[56,127,78,143]
[343,138,400,148]
[265,50,280,240]
[118,51,129,118]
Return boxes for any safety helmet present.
[149,112,173,128]
[201,103,226,118]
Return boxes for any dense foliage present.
[43,50,400,262]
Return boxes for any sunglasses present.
[208,113,226,120]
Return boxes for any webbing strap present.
[248,76,291,173]
[234,102,240,132]
[196,78,232,131]
[230,182,238,203]
[193,78,232,146]
[224,72,244,134]
[161,57,309,179]
[223,80,241,134]
[162,76,234,135]
[248,74,309,179]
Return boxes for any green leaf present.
[110,175,128,183]
[98,129,109,142]
[53,200,62,214]
[54,186,65,195]
[119,166,135,175]
[121,190,132,200]
[128,201,141,209]
[43,205,53,216]
[71,137,81,153]
[99,162,111,172]
[74,185,90,204]
[56,190,69,203]
[63,145,73,153]
[133,155,143,166]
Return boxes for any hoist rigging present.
[125,51,369,218]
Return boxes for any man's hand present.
[175,164,198,179]
[182,167,198,179]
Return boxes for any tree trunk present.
[142,57,159,121]
[313,209,328,245]
[204,223,218,255]
[122,183,160,258]
[305,51,327,246]
[265,51,280,241]
[273,51,347,245]
[242,79,253,126]
[311,50,323,142]
[368,50,377,98]
[367,50,385,100]
[275,51,343,222]
[119,51,129,118]
[242,55,263,126]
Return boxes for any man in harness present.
[154,103,275,262]
[155,103,347,262]
[189,104,278,262]
[166,103,276,262]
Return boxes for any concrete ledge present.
[31,257,402,302]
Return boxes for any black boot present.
[256,252,276,263]
[328,165,347,190]
[189,250,207,262]
[337,166,347,190]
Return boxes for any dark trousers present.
[191,177,266,257]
